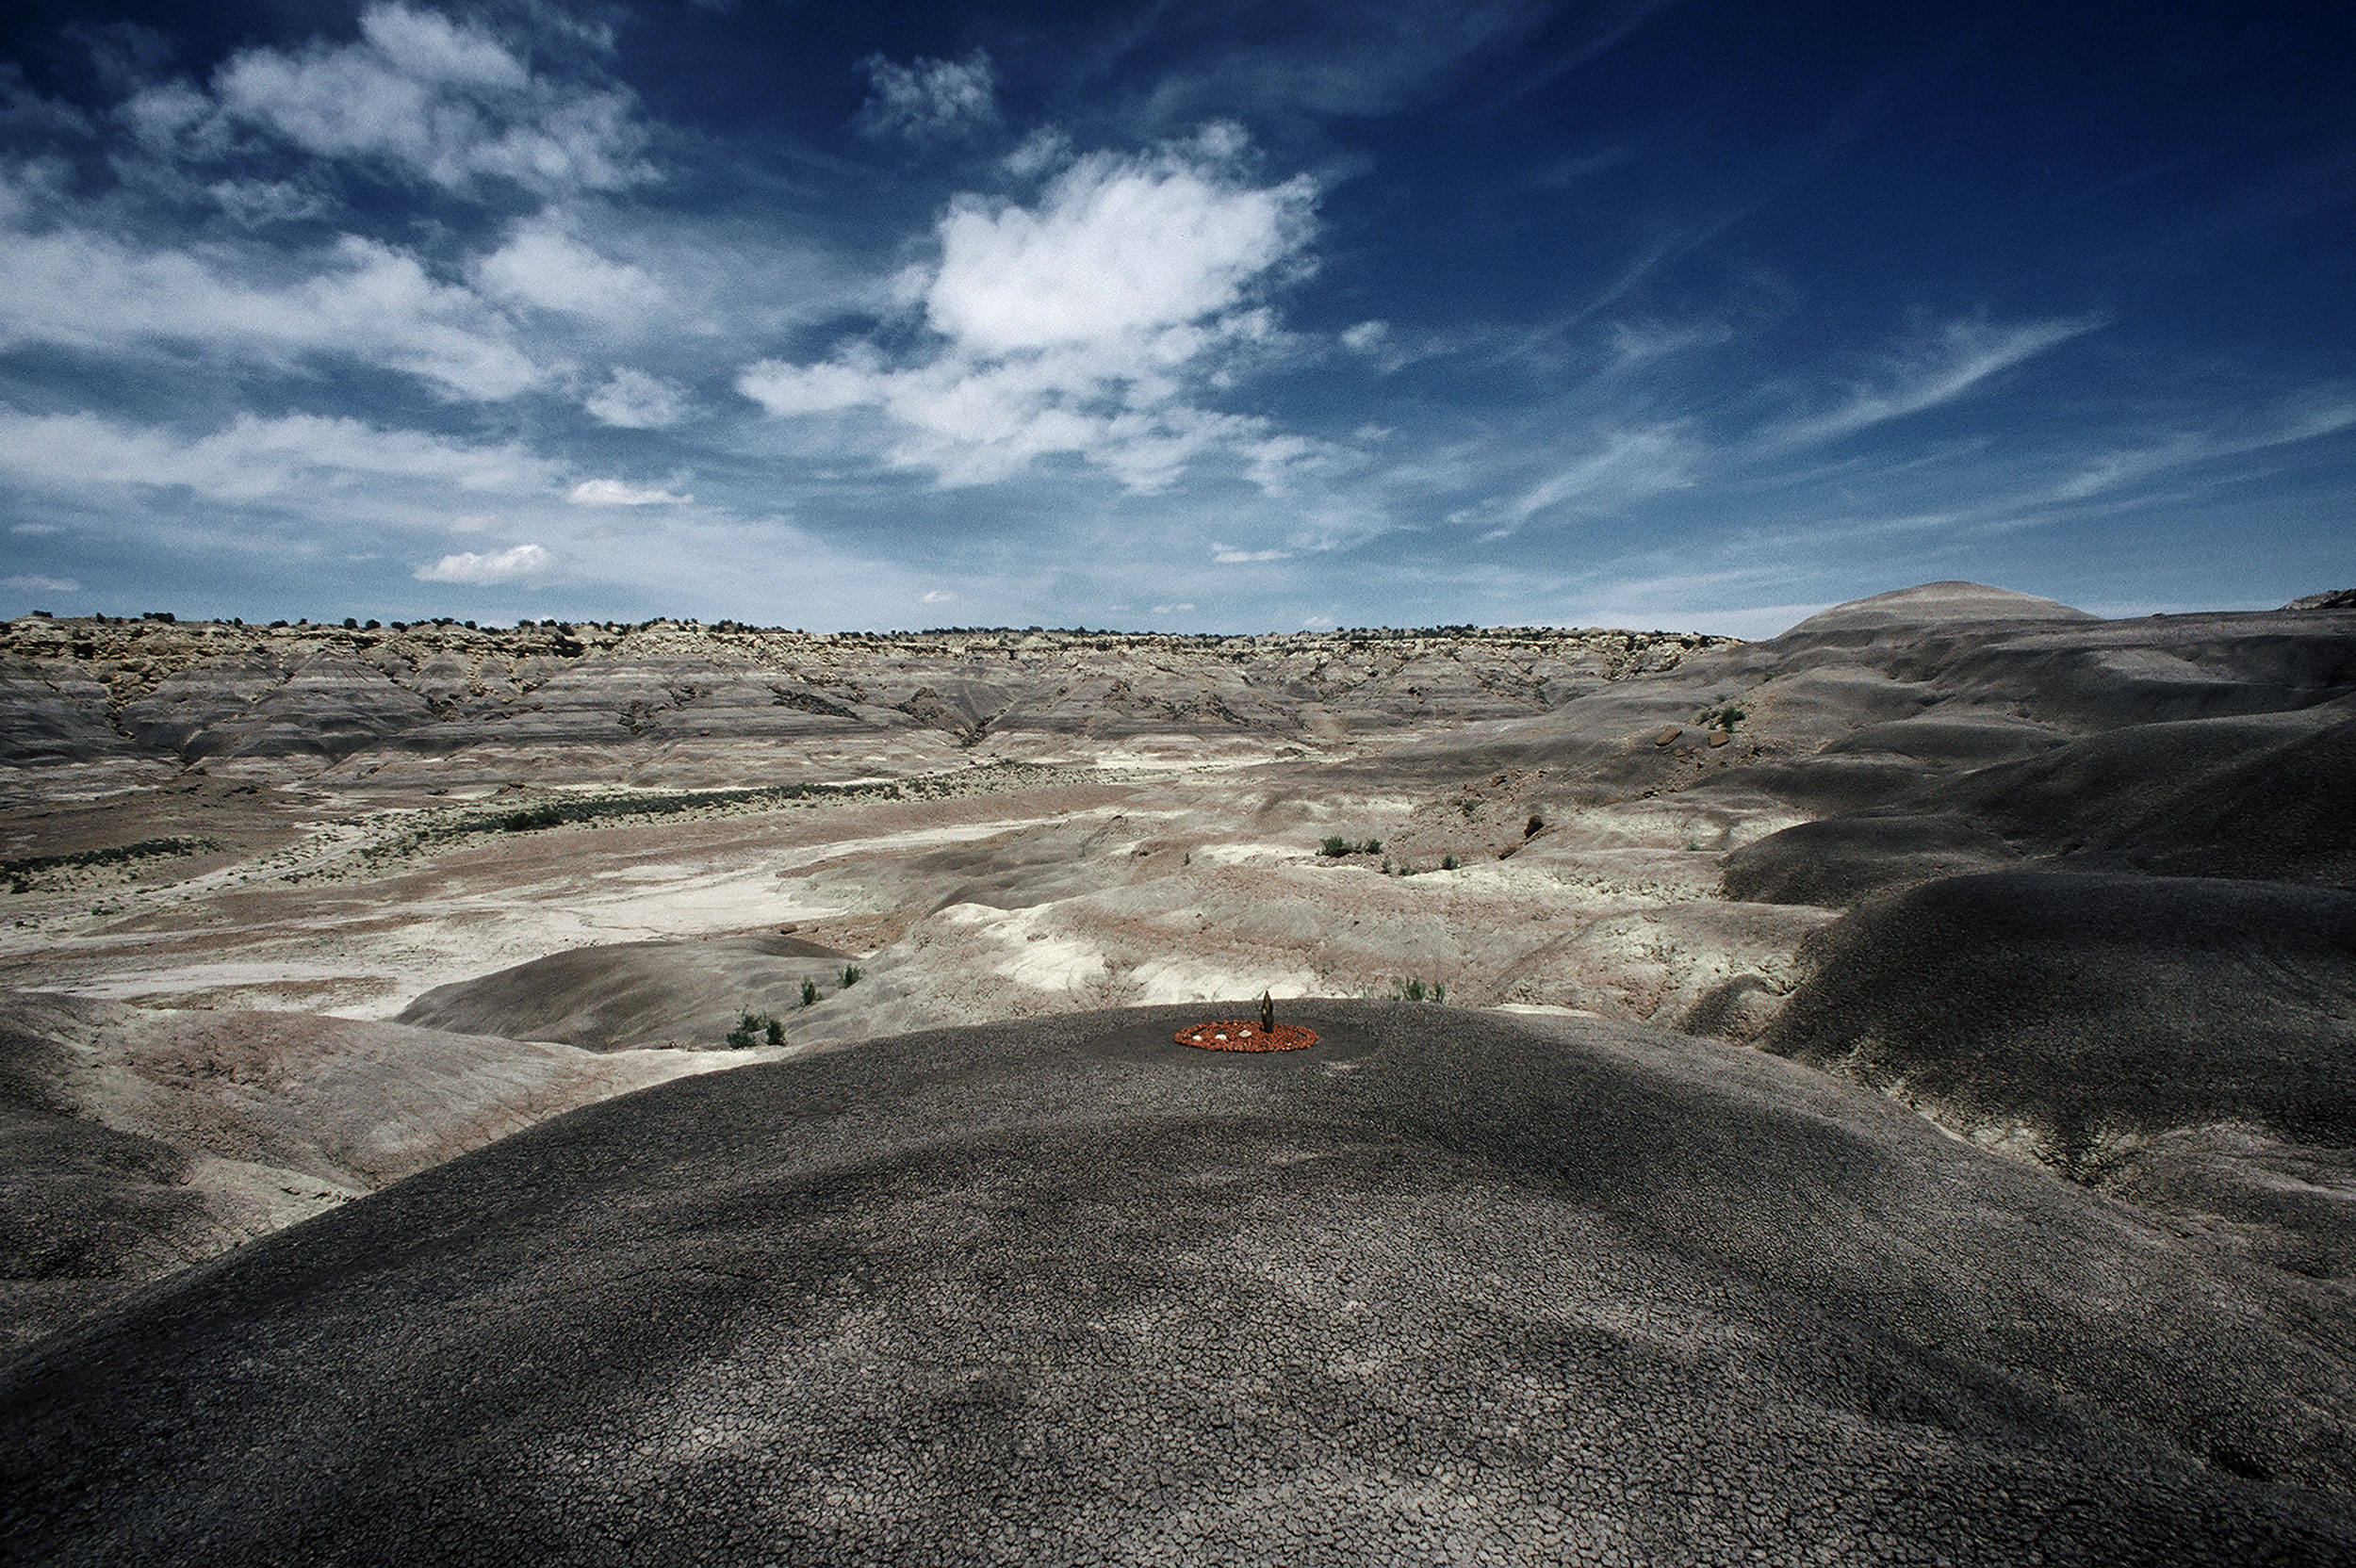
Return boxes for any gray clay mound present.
[1720,812,2021,906]
[1758,871,2356,1282]
[1939,711,2356,886]
[1761,872,2356,1151]
[3,1003,2351,1566]
[397,931,850,1050]
[0,991,758,1353]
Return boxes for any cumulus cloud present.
[568,478,689,506]
[584,368,686,428]
[476,221,662,318]
[0,225,539,399]
[193,5,650,194]
[740,127,1317,492]
[0,410,557,501]
[414,542,552,583]
[859,52,997,140]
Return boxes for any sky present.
[0,1,2348,636]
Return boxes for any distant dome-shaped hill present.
[1780,581,2096,637]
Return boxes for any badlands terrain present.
[1,581,2352,1564]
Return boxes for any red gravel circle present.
[1175,1021,1319,1052]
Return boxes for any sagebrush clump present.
[1695,701,1748,732]
[727,1010,785,1049]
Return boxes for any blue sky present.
[0,0,2348,634]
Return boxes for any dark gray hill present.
[2,1003,2349,1566]
[1932,709,2356,885]
[1759,872,2356,1279]
[1761,872,2356,1149]
[1720,812,2021,906]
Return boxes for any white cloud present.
[205,177,330,227]
[5,574,80,593]
[415,542,552,584]
[859,52,997,140]
[477,220,662,318]
[1773,315,2103,449]
[1151,602,1195,613]
[584,368,686,428]
[208,5,649,194]
[1341,320,1390,353]
[1004,126,1071,178]
[568,478,689,506]
[1212,542,1289,563]
[0,410,557,502]
[920,589,957,603]
[9,522,61,535]
[2051,394,2356,501]
[1481,423,1696,536]
[926,139,1308,354]
[741,128,1318,493]
[0,225,539,399]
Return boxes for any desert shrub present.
[800,977,819,1006]
[1362,838,1383,855]
[1385,977,1448,1004]
[726,1009,783,1049]
[1696,702,1748,732]
[1440,854,1460,871]
[3,836,217,885]
[841,963,863,988]
[1320,835,1351,857]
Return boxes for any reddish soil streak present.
[1175,1021,1319,1053]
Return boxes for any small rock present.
[1654,727,1683,747]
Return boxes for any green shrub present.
[800,977,819,1006]
[1320,835,1351,857]
[1440,854,1459,871]
[841,963,863,988]
[1385,977,1448,1004]
[1362,838,1383,856]
[1695,701,1748,732]
[726,1009,783,1049]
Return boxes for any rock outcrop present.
[0,616,1734,792]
